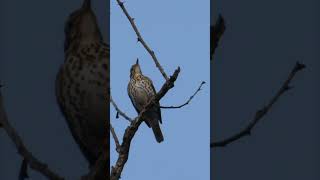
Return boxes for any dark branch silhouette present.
[211,15,225,61]
[160,81,206,109]
[211,62,306,148]
[110,124,121,153]
[0,90,64,180]
[111,95,133,122]
[19,159,29,180]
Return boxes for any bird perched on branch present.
[128,59,164,143]
[56,0,109,169]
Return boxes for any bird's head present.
[130,59,142,78]
[64,0,102,51]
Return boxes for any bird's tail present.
[151,121,164,143]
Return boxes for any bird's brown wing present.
[144,76,162,124]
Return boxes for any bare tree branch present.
[115,0,169,81]
[110,123,121,153]
[160,81,206,109]
[0,91,64,180]
[211,62,306,148]
[211,15,225,61]
[110,95,133,122]
[110,67,180,180]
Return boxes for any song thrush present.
[127,59,164,143]
[56,0,109,168]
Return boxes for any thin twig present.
[115,0,169,81]
[211,15,225,61]
[0,92,64,180]
[211,62,306,148]
[110,67,180,180]
[110,95,133,122]
[160,81,206,109]
[110,124,121,153]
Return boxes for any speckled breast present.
[56,42,109,163]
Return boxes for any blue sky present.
[110,0,210,179]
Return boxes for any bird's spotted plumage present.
[56,0,109,168]
[128,59,164,143]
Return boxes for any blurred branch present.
[19,159,29,180]
[0,86,109,180]
[0,90,64,180]
[211,62,306,148]
[115,0,169,81]
[160,81,206,109]
[110,68,180,180]
[211,15,225,61]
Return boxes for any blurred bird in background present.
[56,0,109,175]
